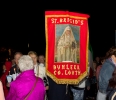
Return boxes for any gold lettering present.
[81,20,84,25]
[75,20,78,24]
[78,71,81,75]
[54,70,57,75]
[51,18,57,23]
[66,64,69,70]
[75,71,78,75]
[70,19,72,23]
[57,65,60,70]
[51,17,85,25]
[72,71,75,75]
[58,71,61,75]
[70,65,73,70]
[62,65,65,69]
[68,70,71,75]
[74,65,76,70]
[60,18,63,22]
[63,18,66,22]
[72,19,75,24]
[65,70,68,75]
[53,65,56,70]
[67,18,70,22]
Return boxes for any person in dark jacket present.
[107,68,116,100]
[47,76,71,100]
[6,52,23,87]
[97,47,116,100]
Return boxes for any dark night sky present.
[0,1,116,59]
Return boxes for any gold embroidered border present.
[45,15,89,84]
[47,70,87,84]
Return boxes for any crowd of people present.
[0,46,116,100]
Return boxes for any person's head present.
[18,55,34,72]
[108,46,116,63]
[100,57,105,65]
[28,51,38,65]
[93,61,97,69]
[11,59,15,65]
[108,68,116,88]
[95,57,100,62]
[14,52,23,65]
[0,63,5,73]
[38,55,45,64]
[6,58,8,61]
[2,64,6,71]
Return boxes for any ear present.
[111,55,116,62]
[111,55,115,59]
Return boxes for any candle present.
[9,71,10,75]
[14,68,17,76]
[14,68,16,73]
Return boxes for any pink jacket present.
[6,70,45,100]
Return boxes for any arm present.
[43,67,49,90]
[6,66,14,88]
[0,81,5,100]
[96,66,100,81]
[43,76,49,90]
[99,63,115,90]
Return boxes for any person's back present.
[6,55,45,100]
[98,59,115,93]
[107,68,116,100]
[97,59,114,100]
[6,70,45,100]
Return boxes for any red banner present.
[45,11,89,84]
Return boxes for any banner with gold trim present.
[45,11,89,84]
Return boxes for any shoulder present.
[97,65,102,71]
[101,60,114,71]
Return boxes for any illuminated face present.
[3,65,6,70]
[29,54,37,65]
[38,56,45,64]
[112,55,116,63]
[14,54,22,65]
[65,30,71,36]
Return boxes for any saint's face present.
[65,30,71,36]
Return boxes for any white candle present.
[9,71,10,75]
[14,68,17,77]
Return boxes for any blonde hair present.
[28,51,37,56]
